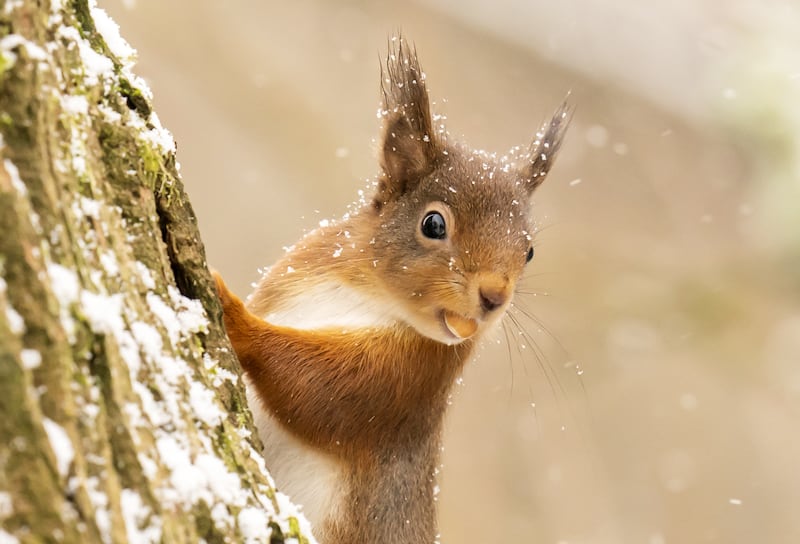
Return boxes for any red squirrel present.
[213,36,569,543]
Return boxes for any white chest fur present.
[246,280,394,531]
[246,382,341,529]
[261,279,396,331]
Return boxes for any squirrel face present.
[370,150,540,345]
[366,38,569,346]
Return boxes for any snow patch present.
[142,112,176,153]
[69,125,87,175]
[3,0,24,16]
[135,261,156,289]
[99,250,119,277]
[274,490,316,538]
[0,530,19,544]
[196,454,242,503]
[0,491,12,519]
[0,34,47,63]
[90,7,137,63]
[211,502,233,531]
[42,418,74,477]
[61,94,90,116]
[98,103,122,124]
[130,321,162,362]
[138,452,158,480]
[188,381,224,427]
[20,349,42,370]
[203,354,239,387]
[49,0,65,14]
[127,110,176,154]
[5,305,25,335]
[168,286,207,333]
[238,507,271,541]
[47,264,80,306]
[3,158,27,196]
[79,197,102,219]
[146,292,182,345]
[120,489,161,543]
[77,38,114,85]
[146,287,207,345]
[85,475,111,543]
[156,436,249,510]
[80,291,124,336]
[54,25,112,88]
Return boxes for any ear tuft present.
[523,98,573,194]
[375,35,440,207]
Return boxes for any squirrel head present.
[366,36,570,346]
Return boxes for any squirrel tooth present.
[443,310,478,339]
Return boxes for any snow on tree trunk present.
[0,1,315,542]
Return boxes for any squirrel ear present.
[522,99,572,195]
[375,36,440,207]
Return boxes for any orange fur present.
[215,273,470,457]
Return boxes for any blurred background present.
[102,1,800,542]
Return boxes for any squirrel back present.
[215,35,569,543]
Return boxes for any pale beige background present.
[103,1,800,542]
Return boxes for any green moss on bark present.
[0,1,315,542]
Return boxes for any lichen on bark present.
[0,1,315,542]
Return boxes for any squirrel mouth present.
[441,310,478,340]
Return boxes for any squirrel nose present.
[479,287,508,313]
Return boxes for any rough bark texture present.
[0,1,315,542]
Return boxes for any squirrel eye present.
[526,247,534,263]
[421,211,447,239]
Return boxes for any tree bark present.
[0,1,315,542]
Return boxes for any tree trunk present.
[0,1,315,542]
